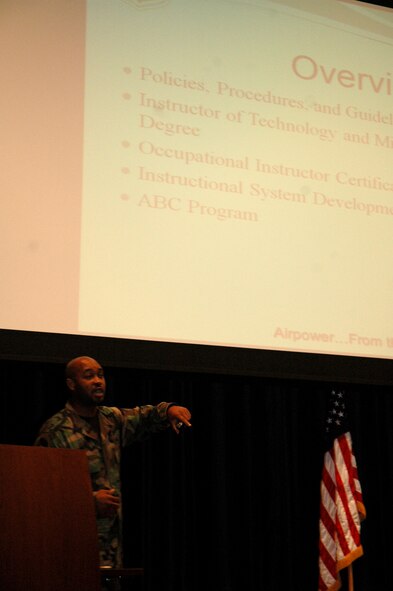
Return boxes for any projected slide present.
[1,0,393,359]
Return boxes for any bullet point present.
[122,93,131,100]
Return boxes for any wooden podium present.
[0,444,101,591]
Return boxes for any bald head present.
[65,357,106,415]
[65,356,100,380]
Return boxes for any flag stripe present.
[335,437,362,548]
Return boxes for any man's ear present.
[66,378,75,391]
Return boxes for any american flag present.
[318,390,366,591]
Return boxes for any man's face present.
[67,357,106,408]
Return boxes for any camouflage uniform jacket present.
[34,400,172,567]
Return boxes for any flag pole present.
[348,564,354,591]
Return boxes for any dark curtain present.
[1,359,392,591]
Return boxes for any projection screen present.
[1,0,393,373]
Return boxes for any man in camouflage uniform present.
[34,356,192,569]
